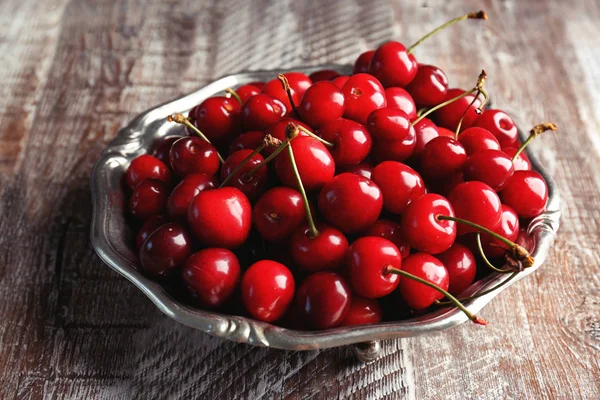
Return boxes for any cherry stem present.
[435,271,518,306]
[225,88,242,104]
[219,141,268,188]
[455,70,488,139]
[416,107,429,117]
[385,266,488,325]
[296,125,335,148]
[286,143,319,238]
[407,10,488,54]
[168,113,225,164]
[412,88,476,126]
[278,74,300,119]
[243,135,289,179]
[476,233,514,274]
[512,122,558,162]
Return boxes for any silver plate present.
[90,65,561,359]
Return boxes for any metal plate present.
[90,65,561,351]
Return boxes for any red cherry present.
[463,149,514,191]
[368,41,418,88]
[419,136,467,180]
[448,181,502,235]
[284,72,312,98]
[169,136,220,177]
[431,171,465,198]
[405,64,449,107]
[263,118,310,156]
[187,187,251,248]
[438,127,455,138]
[241,94,287,131]
[193,96,241,144]
[253,187,305,242]
[367,107,412,141]
[290,223,349,272]
[458,127,501,155]
[371,161,425,214]
[228,130,265,154]
[261,77,301,114]
[242,260,295,322]
[139,222,191,277]
[371,125,417,163]
[434,88,482,132]
[298,81,345,129]
[479,204,520,257]
[166,173,217,220]
[473,109,519,148]
[364,219,411,258]
[235,84,261,103]
[318,118,372,166]
[309,69,341,82]
[129,179,168,220]
[353,50,375,74]
[341,73,387,125]
[340,162,373,179]
[126,154,172,189]
[411,118,440,160]
[152,135,184,164]
[220,149,268,201]
[318,173,383,234]
[295,272,351,329]
[331,75,349,89]
[347,237,401,298]
[341,296,382,326]
[182,248,241,309]
[503,147,532,171]
[136,214,169,249]
[401,193,457,254]
[436,243,476,295]
[384,87,417,121]
[248,81,265,89]
[500,170,548,218]
[397,253,449,310]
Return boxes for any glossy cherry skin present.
[341,296,382,326]
[397,253,449,310]
[129,179,168,220]
[364,219,411,258]
[242,260,295,322]
[347,237,401,298]
[405,64,449,107]
[419,136,467,180]
[503,147,532,171]
[126,154,172,189]
[298,81,345,129]
[309,69,341,82]
[261,76,302,115]
[235,84,261,103]
[479,204,520,257]
[318,173,383,234]
[274,136,335,192]
[228,130,265,154]
[318,118,372,166]
[367,107,412,141]
[290,223,349,272]
[169,136,220,177]
[340,162,373,179]
[436,243,476,295]
[331,75,349,89]
[295,272,351,330]
[438,127,455,138]
[285,72,312,98]
[463,149,514,191]
[152,135,184,164]
[384,87,417,121]
[182,248,241,309]
[448,181,502,235]
[187,187,252,249]
[263,118,310,145]
[136,214,169,249]
[500,170,548,218]
[193,96,241,144]
[458,127,501,155]
[474,109,519,148]
[353,50,375,74]
[241,94,287,131]
[401,194,457,254]
[253,187,305,242]
[411,118,440,160]
[434,88,482,133]
[371,161,425,214]
[220,149,268,201]
[368,41,418,88]
[166,173,217,220]
[371,125,417,163]
[139,222,191,277]
[342,73,387,125]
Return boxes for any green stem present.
[512,122,558,162]
[454,89,481,139]
[435,271,518,306]
[286,144,319,238]
[297,125,335,148]
[437,215,516,248]
[476,233,513,274]
[412,89,476,126]
[244,139,288,179]
[219,142,266,188]
[225,88,242,104]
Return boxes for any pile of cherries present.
[124,10,555,329]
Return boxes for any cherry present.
[396,253,449,310]
[341,73,387,125]
[241,260,295,322]
[433,88,482,133]
[290,222,348,272]
[169,136,220,177]
[261,76,302,115]
[193,96,241,144]
[371,126,417,163]
[234,84,261,103]
[139,222,191,277]
[341,296,382,326]
[136,214,169,249]
[220,149,268,201]
[284,72,312,97]
[448,181,502,235]
[384,87,417,121]
[126,154,172,189]
[371,161,425,214]
[436,243,476,295]
[478,204,520,257]
[228,130,265,154]
[182,248,241,309]
[298,81,345,129]
[331,75,349,89]
[368,41,418,88]
[458,127,501,155]
[405,64,449,107]
[438,127,455,138]
[295,272,351,329]
[364,219,411,258]
[241,94,287,131]
[347,237,401,298]
[248,81,265,89]
[318,118,372,166]
[431,171,465,198]
[353,50,375,74]
[253,187,305,242]
[166,173,217,220]
[263,118,310,155]
[503,147,531,171]
[401,193,457,254]
[309,69,341,82]
[129,179,168,220]
[473,109,519,148]
[419,136,467,180]
[411,118,440,160]
[463,149,514,191]
[500,170,548,218]
[367,107,412,141]
[318,173,383,234]
[187,187,252,249]
[152,135,184,164]
[340,162,373,179]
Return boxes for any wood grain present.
[0,0,598,399]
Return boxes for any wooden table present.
[1,0,599,398]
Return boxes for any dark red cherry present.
[253,187,305,242]
[129,179,168,220]
[166,173,217,220]
[341,73,387,125]
[331,75,349,89]
[400,194,457,254]
[353,50,375,74]
[503,147,532,171]
[187,187,252,249]
[448,181,502,235]
[420,136,467,180]
[341,296,382,326]
[169,136,220,177]
[434,88,482,133]
[367,107,411,141]
[182,248,241,309]
[474,109,519,148]
[397,253,449,310]
[479,204,520,257]
[298,81,345,129]
[463,149,514,191]
[405,64,449,107]
[431,172,465,198]
[384,87,417,121]
[126,154,172,189]
[364,219,410,258]
[139,222,191,277]
[193,96,241,144]
[458,127,501,155]
[411,118,440,160]
[235,84,261,103]
[136,214,169,249]
[295,272,351,330]
[436,243,476,295]
[318,173,383,234]
[220,149,268,201]
[371,125,417,163]
[242,260,295,322]
[241,94,287,131]
[318,118,372,166]
[500,170,548,218]
[309,69,341,82]
[340,162,373,179]
[290,223,349,272]
[152,135,184,164]
[261,76,301,115]
[371,161,425,214]
[248,81,265,89]
[347,237,401,298]
[368,41,418,88]
[228,130,265,154]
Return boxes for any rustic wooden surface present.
[1,0,599,398]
